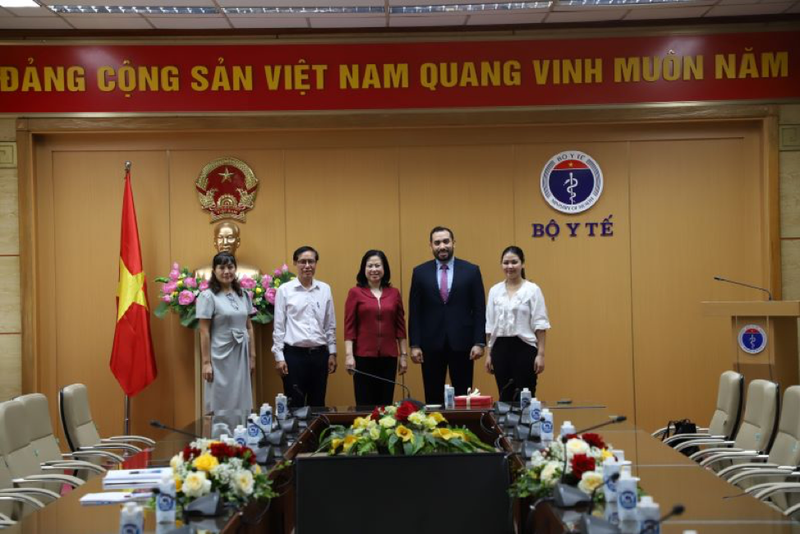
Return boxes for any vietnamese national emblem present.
[196,157,259,222]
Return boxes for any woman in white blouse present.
[485,246,550,401]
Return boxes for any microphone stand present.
[347,367,423,408]
[149,419,202,440]
[713,276,773,301]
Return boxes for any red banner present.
[0,31,797,113]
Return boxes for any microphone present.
[347,367,423,408]
[713,275,773,301]
[589,472,620,508]
[150,419,202,440]
[640,504,685,533]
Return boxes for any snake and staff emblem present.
[540,151,603,214]
[738,325,767,355]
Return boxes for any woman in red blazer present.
[344,250,408,406]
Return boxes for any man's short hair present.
[429,226,454,242]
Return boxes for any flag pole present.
[123,160,132,436]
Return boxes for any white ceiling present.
[0,0,798,31]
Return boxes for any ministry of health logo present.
[541,151,603,214]
[738,324,767,355]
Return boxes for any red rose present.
[395,401,417,423]
[210,442,233,459]
[371,406,384,421]
[581,433,606,450]
[182,446,202,461]
[570,454,596,479]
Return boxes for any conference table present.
[7,402,800,533]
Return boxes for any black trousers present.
[353,356,398,407]
[421,347,474,404]
[491,337,538,402]
[282,345,329,408]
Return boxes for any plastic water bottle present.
[120,502,144,534]
[519,388,532,410]
[560,420,576,438]
[637,496,661,534]
[233,424,247,446]
[259,403,273,432]
[616,467,640,521]
[530,398,542,438]
[275,394,288,420]
[156,472,176,524]
[444,384,455,409]
[540,408,554,444]
[602,456,621,503]
[246,414,262,448]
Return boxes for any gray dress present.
[197,289,254,413]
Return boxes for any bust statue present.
[195,221,261,281]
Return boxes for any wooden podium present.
[703,301,800,386]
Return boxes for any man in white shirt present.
[272,246,337,407]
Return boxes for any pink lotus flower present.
[199,280,209,291]
[178,290,195,306]
[281,264,289,273]
[261,275,273,287]
[172,262,179,270]
[183,277,197,289]
[266,287,277,305]
[246,290,254,300]
[240,276,256,290]
[274,268,282,277]
[169,270,180,281]
[161,295,172,303]
[163,281,178,293]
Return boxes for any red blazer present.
[344,286,407,357]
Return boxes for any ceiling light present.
[223,5,384,13]
[48,4,219,13]
[558,0,694,4]
[0,0,40,7]
[390,2,550,13]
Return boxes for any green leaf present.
[154,301,170,318]
[403,440,414,456]
[154,277,170,283]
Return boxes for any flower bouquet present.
[167,438,276,512]
[240,264,295,325]
[318,401,495,456]
[510,432,615,500]
[154,263,207,329]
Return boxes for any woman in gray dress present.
[198,252,256,413]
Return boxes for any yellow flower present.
[430,412,447,424]
[331,438,343,452]
[343,435,358,452]
[255,287,263,294]
[174,476,182,492]
[395,425,414,442]
[369,427,381,440]
[171,291,178,297]
[432,428,454,440]
[274,279,282,287]
[451,429,469,442]
[192,453,219,472]
[379,416,396,428]
[253,464,262,475]
[177,279,184,288]
[408,411,427,426]
[353,417,371,429]
[423,416,438,430]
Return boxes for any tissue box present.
[454,395,493,408]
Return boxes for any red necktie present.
[440,264,449,303]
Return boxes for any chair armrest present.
[0,492,45,509]
[664,433,722,445]
[688,445,740,460]
[16,473,83,488]
[751,482,800,500]
[677,439,733,453]
[105,435,155,447]
[651,426,671,439]
[717,458,773,478]
[728,467,800,486]
[4,484,61,501]
[42,460,106,475]
[94,441,142,454]
[68,449,124,463]
[699,450,759,468]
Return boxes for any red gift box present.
[454,395,493,408]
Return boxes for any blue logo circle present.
[738,325,767,355]
[157,494,174,512]
[618,490,637,510]
[541,151,603,214]
[542,420,553,433]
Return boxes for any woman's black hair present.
[209,252,243,296]
[356,250,392,288]
[501,246,527,280]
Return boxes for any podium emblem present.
[738,324,767,354]
[540,151,603,214]
[196,157,259,222]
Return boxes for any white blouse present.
[485,280,550,348]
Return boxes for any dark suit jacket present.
[408,257,486,353]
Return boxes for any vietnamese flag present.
[110,168,157,397]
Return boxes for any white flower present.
[234,469,255,496]
[369,427,381,440]
[566,438,590,457]
[183,471,212,498]
[408,412,426,426]
[578,471,604,494]
[169,454,184,471]
[540,461,561,483]
[379,416,396,428]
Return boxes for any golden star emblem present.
[218,167,234,183]
[117,258,148,321]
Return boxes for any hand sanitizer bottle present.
[156,472,176,524]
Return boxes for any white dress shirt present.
[485,280,550,348]
[272,278,337,362]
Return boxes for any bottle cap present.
[638,496,656,507]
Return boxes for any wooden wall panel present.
[512,142,634,419]
[398,145,515,401]
[630,135,766,431]
[0,334,21,401]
